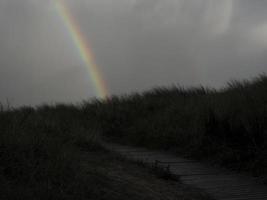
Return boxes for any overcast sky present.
[0,0,267,106]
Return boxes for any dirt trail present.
[104,143,267,200]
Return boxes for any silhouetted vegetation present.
[0,101,211,199]
[0,75,266,198]
[85,75,267,177]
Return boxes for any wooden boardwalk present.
[105,143,267,200]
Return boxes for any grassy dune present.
[0,103,211,199]
[86,75,267,177]
[0,75,266,198]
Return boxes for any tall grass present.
[1,74,266,192]
[0,104,102,199]
[82,75,267,176]
[0,102,212,200]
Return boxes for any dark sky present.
[0,0,267,106]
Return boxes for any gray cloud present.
[0,0,267,106]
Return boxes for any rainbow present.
[54,0,109,99]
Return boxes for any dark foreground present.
[0,116,211,199]
[0,75,267,198]
[106,143,267,200]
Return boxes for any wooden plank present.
[105,143,267,200]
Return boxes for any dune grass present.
[0,74,266,199]
[83,75,267,177]
[0,102,212,199]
